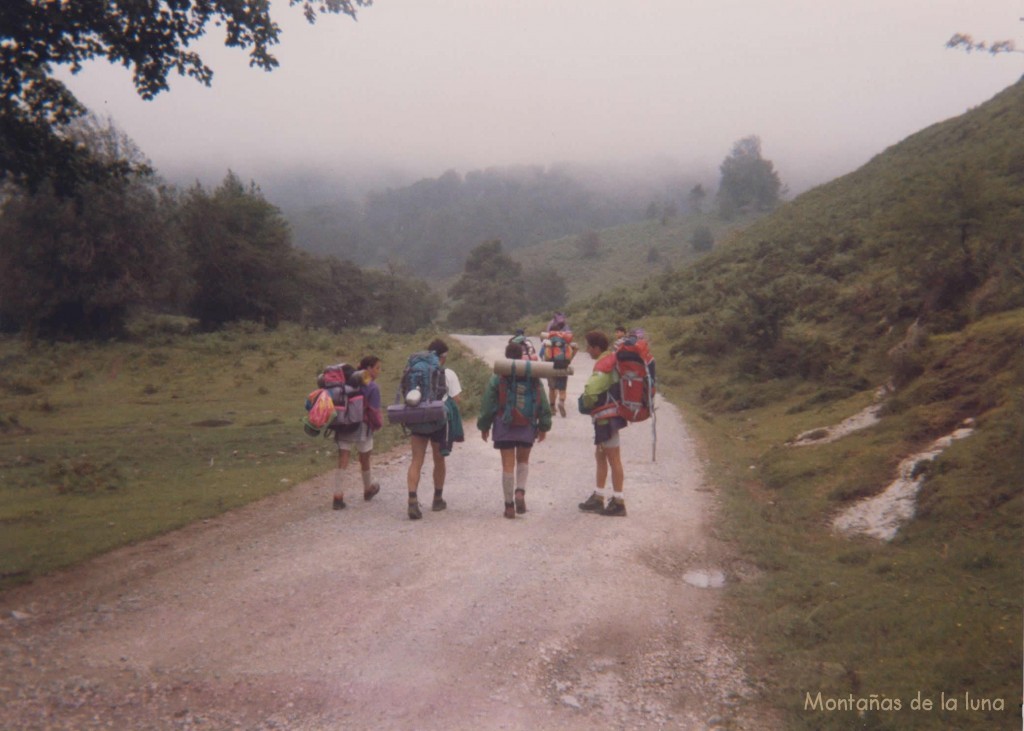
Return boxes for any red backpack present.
[590,337,656,423]
[543,331,575,365]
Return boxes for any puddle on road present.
[683,570,726,589]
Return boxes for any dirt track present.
[0,335,772,730]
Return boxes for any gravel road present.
[0,335,774,730]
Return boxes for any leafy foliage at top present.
[0,0,368,194]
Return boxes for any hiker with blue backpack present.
[395,339,463,521]
[508,329,539,361]
[477,341,553,519]
[330,355,384,510]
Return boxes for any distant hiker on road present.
[508,329,539,361]
[478,342,553,519]
[577,330,629,517]
[546,311,568,332]
[539,312,578,418]
[405,339,463,520]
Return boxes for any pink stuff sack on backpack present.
[305,388,336,429]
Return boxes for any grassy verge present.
[651,312,1023,730]
[0,323,491,591]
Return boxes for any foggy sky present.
[59,0,1023,195]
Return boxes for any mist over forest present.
[195,156,737,278]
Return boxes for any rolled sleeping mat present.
[493,359,573,378]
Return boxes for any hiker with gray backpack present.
[301,359,382,511]
[387,339,463,520]
[330,355,384,510]
[477,341,553,519]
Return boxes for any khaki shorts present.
[335,424,374,454]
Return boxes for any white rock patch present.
[833,422,975,541]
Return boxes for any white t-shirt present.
[444,368,462,400]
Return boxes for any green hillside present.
[577,79,1023,728]
[511,212,759,304]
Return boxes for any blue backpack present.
[401,351,448,402]
[386,351,448,434]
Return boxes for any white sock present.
[515,463,529,490]
[361,469,372,490]
[594,487,607,499]
[502,473,515,503]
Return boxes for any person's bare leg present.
[407,436,428,519]
[430,439,447,511]
[332,447,351,509]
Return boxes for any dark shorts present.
[593,418,627,446]
[547,376,568,390]
[411,424,447,444]
[494,440,534,450]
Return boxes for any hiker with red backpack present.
[477,341,553,519]
[539,312,578,418]
[330,355,384,510]
[576,329,657,516]
[576,331,628,516]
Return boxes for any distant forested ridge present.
[284,164,702,277]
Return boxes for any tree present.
[687,184,707,214]
[295,254,440,334]
[364,268,442,333]
[180,172,298,329]
[0,0,369,193]
[447,240,527,331]
[0,116,170,338]
[717,135,783,214]
[691,226,715,253]
[523,266,568,314]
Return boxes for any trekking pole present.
[651,401,657,462]
[650,375,657,462]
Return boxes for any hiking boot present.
[363,482,380,501]
[558,400,567,418]
[514,489,527,514]
[504,503,516,519]
[408,501,422,520]
[431,495,447,512]
[578,493,604,512]
[332,496,347,510]
[600,499,627,517]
